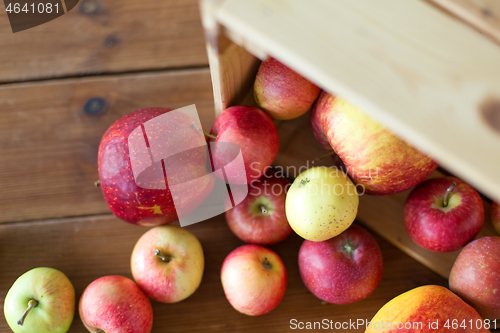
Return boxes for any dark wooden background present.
[1,0,498,332]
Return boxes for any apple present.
[4,267,75,333]
[404,177,484,252]
[311,92,438,195]
[225,171,293,245]
[254,58,321,120]
[298,224,383,304]
[221,244,287,316]
[79,275,153,333]
[492,202,500,235]
[449,236,500,320]
[210,106,279,184]
[98,107,214,226]
[131,225,204,303]
[285,166,359,241]
[365,285,488,332]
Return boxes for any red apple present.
[225,171,292,245]
[311,92,438,195]
[210,106,279,184]
[79,275,153,333]
[221,244,287,316]
[254,58,321,120]
[298,224,382,304]
[449,236,500,320]
[404,177,484,252]
[492,202,500,235]
[131,225,204,303]
[98,108,214,226]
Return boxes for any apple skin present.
[254,58,321,120]
[404,177,484,252]
[221,244,287,316]
[131,225,204,303]
[98,108,214,226]
[79,275,153,333]
[298,224,383,304]
[285,166,359,241]
[449,236,500,320]
[492,202,500,235]
[365,285,488,333]
[225,172,293,245]
[210,106,279,184]
[311,92,438,195]
[4,267,75,333]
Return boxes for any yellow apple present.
[285,166,358,241]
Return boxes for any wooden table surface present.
[0,0,498,332]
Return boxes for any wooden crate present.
[200,0,500,279]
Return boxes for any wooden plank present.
[211,0,500,205]
[429,0,500,44]
[0,68,215,224]
[0,214,447,333]
[200,0,261,116]
[0,0,208,83]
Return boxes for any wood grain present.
[429,0,500,44]
[0,0,208,83]
[212,0,500,205]
[0,214,446,333]
[0,68,215,224]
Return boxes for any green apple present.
[285,166,359,241]
[4,267,75,333]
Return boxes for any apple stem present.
[443,182,457,207]
[17,299,38,326]
[96,330,105,333]
[343,240,356,255]
[262,257,273,271]
[316,150,336,161]
[192,122,216,140]
[154,249,172,263]
[300,178,310,187]
[95,180,100,187]
[260,205,268,214]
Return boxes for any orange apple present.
[365,285,488,332]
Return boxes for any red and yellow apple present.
[221,244,287,316]
[449,236,500,320]
[225,172,292,245]
[311,92,438,195]
[79,275,153,333]
[299,224,383,304]
[98,108,214,226]
[365,285,488,332]
[285,166,359,241]
[131,225,204,303]
[254,58,321,120]
[210,106,279,184]
[404,177,484,252]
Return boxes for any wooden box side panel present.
[200,0,261,116]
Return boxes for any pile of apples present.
[4,58,500,333]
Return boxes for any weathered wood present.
[0,214,446,333]
[0,0,208,83]
[0,68,215,223]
